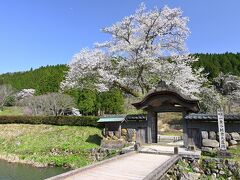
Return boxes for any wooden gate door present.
[188,128,200,148]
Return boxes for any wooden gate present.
[136,128,146,144]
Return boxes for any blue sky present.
[0,0,240,73]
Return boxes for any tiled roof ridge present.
[185,113,240,120]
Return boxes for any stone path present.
[140,144,201,158]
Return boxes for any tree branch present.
[113,81,141,97]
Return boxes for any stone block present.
[225,133,232,141]
[201,146,213,153]
[216,132,219,139]
[102,128,106,137]
[127,129,135,142]
[108,131,114,137]
[182,172,201,180]
[212,147,220,152]
[201,131,208,139]
[112,135,118,140]
[219,170,225,175]
[121,129,127,136]
[202,139,219,148]
[229,140,238,146]
[114,131,120,138]
[225,141,229,148]
[230,132,240,141]
[209,131,216,140]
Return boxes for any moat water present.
[0,160,69,180]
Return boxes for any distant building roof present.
[185,114,240,121]
[97,116,125,123]
[97,114,147,123]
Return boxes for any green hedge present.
[0,116,103,127]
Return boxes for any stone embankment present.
[164,157,240,180]
[201,131,240,152]
[89,148,119,161]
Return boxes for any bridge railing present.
[143,155,180,180]
[157,135,183,142]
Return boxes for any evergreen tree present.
[193,53,240,79]
[98,88,124,114]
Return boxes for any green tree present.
[77,89,97,115]
[99,88,124,114]
[66,88,124,115]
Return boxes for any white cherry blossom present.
[62,3,207,99]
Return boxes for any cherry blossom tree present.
[199,86,222,113]
[61,3,207,99]
[213,73,240,112]
[16,89,36,100]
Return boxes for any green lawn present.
[0,107,24,116]
[0,124,102,168]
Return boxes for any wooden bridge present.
[47,151,180,180]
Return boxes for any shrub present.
[0,116,103,127]
[4,96,15,106]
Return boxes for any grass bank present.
[229,145,240,162]
[0,124,102,168]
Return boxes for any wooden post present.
[154,112,158,143]
[147,111,153,143]
[182,111,189,148]
[174,147,178,154]
[118,124,122,139]
[152,112,157,143]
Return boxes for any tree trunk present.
[113,81,141,97]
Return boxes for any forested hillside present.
[0,65,124,115]
[0,53,239,93]
[193,53,240,79]
[0,65,68,94]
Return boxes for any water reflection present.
[0,160,69,180]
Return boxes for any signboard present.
[217,108,226,151]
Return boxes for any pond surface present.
[0,160,70,180]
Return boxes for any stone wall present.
[165,157,240,180]
[103,128,137,142]
[103,129,120,140]
[100,139,125,149]
[89,148,120,161]
[201,130,240,152]
[101,128,137,149]
[121,128,136,142]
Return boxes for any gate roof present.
[132,90,200,113]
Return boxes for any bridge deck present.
[50,153,171,180]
